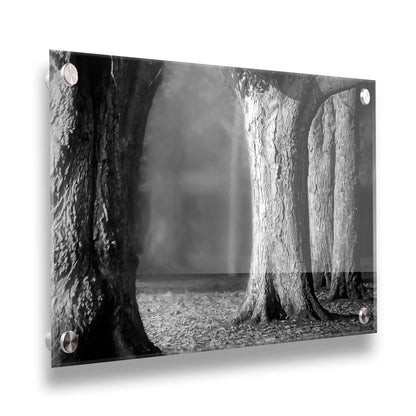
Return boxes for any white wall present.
[1,1,415,414]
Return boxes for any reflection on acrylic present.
[50,50,376,367]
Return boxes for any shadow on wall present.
[44,332,376,387]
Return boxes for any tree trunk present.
[224,69,361,322]
[308,98,336,290]
[225,72,317,322]
[329,88,368,300]
[50,51,163,366]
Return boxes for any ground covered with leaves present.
[137,275,376,355]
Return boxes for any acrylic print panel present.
[50,50,376,367]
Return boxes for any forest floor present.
[137,274,376,356]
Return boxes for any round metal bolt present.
[45,71,50,89]
[359,307,371,324]
[360,88,371,105]
[45,331,51,351]
[60,63,78,86]
[60,331,79,354]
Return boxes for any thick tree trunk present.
[50,51,163,366]
[308,98,336,290]
[223,70,361,322]
[329,89,368,300]
[225,72,323,322]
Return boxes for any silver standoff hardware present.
[45,331,51,351]
[60,63,78,86]
[358,307,371,324]
[45,71,50,89]
[60,331,79,354]
[360,88,370,105]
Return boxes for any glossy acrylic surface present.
[50,50,376,367]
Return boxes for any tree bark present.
[308,98,336,290]
[329,88,368,300]
[221,72,319,321]
[223,69,361,322]
[50,51,163,366]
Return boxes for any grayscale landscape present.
[50,51,376,366]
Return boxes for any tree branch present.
[315,76,362,99]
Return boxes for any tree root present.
[234,273,331,324]
[234,276,286,324]
[328,272,370,301]
[300,273,332,321]
[312,272,331,291]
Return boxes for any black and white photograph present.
[50,50,376,367]
[5,1,416,415]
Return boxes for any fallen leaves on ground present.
[138,289,376,356]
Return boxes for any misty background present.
[137,62,374,275]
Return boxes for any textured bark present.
[222,70,360,322]
[223,69,362,322]
[308,98,336,289]
[329,89,368,300]
[50,51,163,366]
